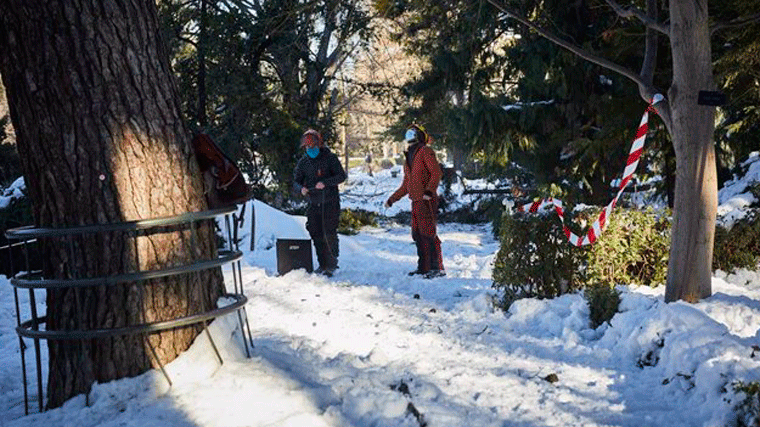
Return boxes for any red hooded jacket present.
[388,141,442,204]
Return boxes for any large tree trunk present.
[664,0,717,302]
[0,0,225,408]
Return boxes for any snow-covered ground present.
[1,153,759,427]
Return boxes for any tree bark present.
[0,0,224,408]
[664,0,717,302]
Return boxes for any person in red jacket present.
[385,124,445,279]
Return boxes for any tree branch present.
[486,0,647,90]
[177,34,197,47]
[711,12,760,35]
[316,8,337,66]
[221,0,262,19]
[485,0,672,130]
[639,0,657,84]
[603,0,669,36]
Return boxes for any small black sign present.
[698,91,726,106]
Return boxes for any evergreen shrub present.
[585,207,671,288]
[585,283,621,328]
[713,209,760,272]
[732,380,760,427]
[750,182,760,202]
[338,208,377,235]
[492,209,588,310]
[440,197,504,225]
[493,206,671,323]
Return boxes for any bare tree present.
[487,0,760,302]
[0,0,224,407]
[224,0,370,124]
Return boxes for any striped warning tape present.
[516,94,665,246]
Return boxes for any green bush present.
[493,206,671,323]
[586,207,671,288]
[732,380,760,427]
[585,283,621,328]
[713,209,760,272]
[749,182,760,203]
[583,208,670,328]
[492,209,588,310]
[338,208,377,235]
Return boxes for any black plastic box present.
[276,238,313,275]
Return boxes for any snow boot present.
[423,270,446,279]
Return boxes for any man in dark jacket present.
[293,129,347,277]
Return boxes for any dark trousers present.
[411,199,443,272]
[306,199,340,270]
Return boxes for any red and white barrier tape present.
[516,94,664,246]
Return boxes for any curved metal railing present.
[4,205,254,414]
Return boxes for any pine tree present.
[0,0,225,408]
[159,0,372,196]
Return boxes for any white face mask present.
[405,129,416,142]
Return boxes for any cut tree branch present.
[603,0,669,36]
[711,12,760,35]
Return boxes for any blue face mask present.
[405,129,416,142]
[306,147,320,158]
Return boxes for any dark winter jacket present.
[293,147,347,205]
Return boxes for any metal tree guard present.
[5,205,255,414]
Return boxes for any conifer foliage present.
[159,0,372,195]
[384,0,760,303]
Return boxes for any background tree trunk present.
[664,0,717,302]
[197,0,208,128]
[0,0,225,408]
